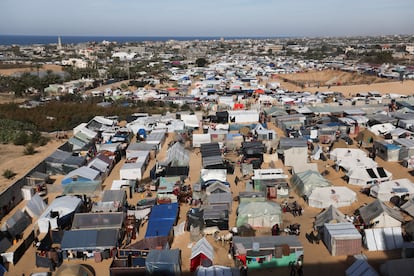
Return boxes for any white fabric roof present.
[308,187,357,208]
[370,178,414,202]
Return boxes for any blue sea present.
[0,35,281,46]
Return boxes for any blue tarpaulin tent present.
[145,203,178,238]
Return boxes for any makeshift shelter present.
[2,210,31,239]
[346,259,379,276]
[200,169,228,188]
[190,237,214,272]
[146,249,181,276]
[394,138,414,161]
[24,193,47,219]
[145,129,166,151]
[237,201,282,228]
[202,205,229,230]
[323,222,361,256]
[60,229,119,252]
[347,167,392,186]
[45,149,86,175]
[314,205,348,230]
[61,166,101,186]
[400,197,414,217]
[308,186,357,208]
[145,203,178,238]
[329,148,367,162]
[370,178,414,202]
[71,212,124,230]
[358,199,404,228]
[232,236,303,269]
[364,227,404,251]
[200,143,222,168]
[160,142,190,167]
[373,140,401,162]
[251,169,289,199]
[92,190,127,212]
[120,151,150,181]
[62,181,102,196]
[193,134,212,147]
[290,170,332,197]
[195,265,240,276]
[37,195,82,233]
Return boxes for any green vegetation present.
[195,57,208,67]
[0,99,186,134]
[23,144,36,155]
[2,169,16,179]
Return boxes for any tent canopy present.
[308,187,357,208]
[314,205,347,229]
[290,170,332,197]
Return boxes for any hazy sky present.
[1,0,413,37]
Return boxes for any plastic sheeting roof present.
[61,229,118,250]
[290,170,332,197]
[191,237,214,260]
[314,205,347,228]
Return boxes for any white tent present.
[347,167,392,186]
[192,134,212,147]
[370,178,414,202]
[364,227,403,251]
[200,169,227,183]
[37,195,82,233]
[336,156,377,172]
[290,170,332,197]
[308,187,357,208]
[181,114,200,128]
[329,148,367,161]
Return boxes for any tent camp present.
[236,201,282,228]
[358,199,404,229]
[146,249,181,276]
[347,167,392,186]
[37,195,82,233]
[308,186,357,208]
[190,237,214,272]
[290,170,332,197]
[370,178,414,202]
[323,222,361,256]
[314,205,347,229]
[336,156,377,172]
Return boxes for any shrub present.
[13,131,29,145]
[3,169,16,179]
[24,143,36,155]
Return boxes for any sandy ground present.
[1,75,414,275]
[276,70,414,96]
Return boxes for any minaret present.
[57,36,62,50]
